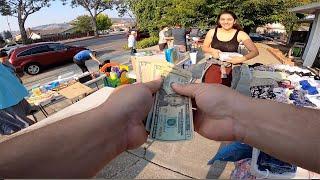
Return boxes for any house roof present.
[290,2,320,14]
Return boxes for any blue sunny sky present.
[0,1,126,32]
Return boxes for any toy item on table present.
[99,60,119,75]
[106,72,120,87]
[112,67,121,77]
[119,65,129,72]
[120,71,130,84]
[100,60,135,88]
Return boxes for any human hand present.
[104,79,162,149]
[225,56,246,64]
[172,83,246,141]
[211,49,221,59]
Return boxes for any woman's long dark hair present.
[216,10,243,31]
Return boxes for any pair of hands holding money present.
[105,79,243,150]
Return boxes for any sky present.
[0,1,126,32]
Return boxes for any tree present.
[277,0,320,33]
[116,0,207,35]
[114,0,135,24]
[117,0,318,35]
[96,13,112,31]
[62,0,113,37]
[0,0,51,44]
[3,30,13,40]
[71,15,93,33]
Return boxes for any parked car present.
[188,27,212,39]
[8,42,87,75]
[1,43,21,53]
[249,33,272,42]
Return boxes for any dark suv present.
[8,42,87,75]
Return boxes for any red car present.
[8,42,87,75]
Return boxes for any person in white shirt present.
[128,31,137,55]
[158,26,168,51]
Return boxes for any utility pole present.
[6,16,13,41]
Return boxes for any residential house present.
[256,23,286,34]
[290,2,320,67]
[15,26,76,41]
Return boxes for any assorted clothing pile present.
[234,63,320,109]
[211,63,320,179]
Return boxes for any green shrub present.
[137,36,159,49]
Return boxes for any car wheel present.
[25,63,41,75]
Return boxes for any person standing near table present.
[171,23,187,52]
[202,10,259,63]
[0,51,35,135]
[201,10,259,86]
[73,50,101,73]
[128,31,137,55]
[158,26,169,51]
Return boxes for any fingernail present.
[170,82,176,88]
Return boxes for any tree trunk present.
[91,14,99,37]
[18,14,28,44]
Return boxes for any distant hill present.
[11,18,135,36]
[30,18,134,30]
[32,23,73,31]
[111,18,134,23]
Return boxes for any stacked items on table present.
[27,88,58,106]
[26,77,77,105]
[26,72,97,105]
[134,50,157,57]
[212,64,320,179]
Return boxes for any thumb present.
[171,83,204,98]
[144,79,163,94]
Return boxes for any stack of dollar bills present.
[132,58,194,141]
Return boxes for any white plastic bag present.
[250,148,296,179]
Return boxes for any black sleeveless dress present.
[203,28,240,86]
[211,27,240,52]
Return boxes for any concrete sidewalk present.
[246,43,283,65]
[96,135,234,179]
